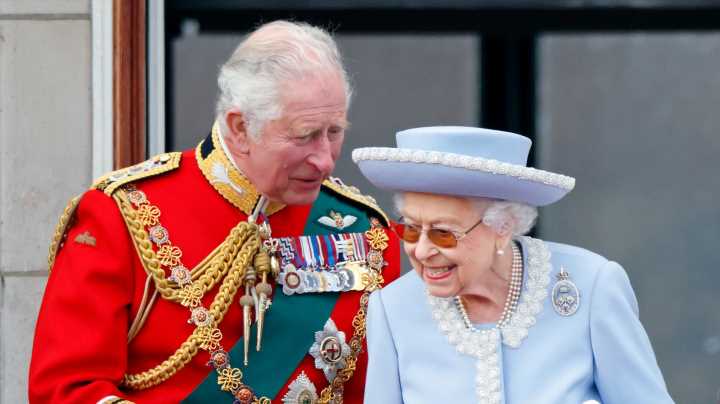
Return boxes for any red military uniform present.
[29,129,401,403]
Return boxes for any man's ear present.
[224,110,251,156]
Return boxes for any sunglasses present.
[392,217,484,248]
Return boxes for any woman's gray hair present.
[479,200,537,236]
[393,193,538,237]
[215,20,353,140]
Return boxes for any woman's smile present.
[424,265,456,280]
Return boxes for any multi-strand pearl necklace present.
[456,241,523,330]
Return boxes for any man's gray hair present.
[215,20,352,140]
[393,194,538,237]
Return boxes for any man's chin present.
[277,186,322,206]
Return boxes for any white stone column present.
[0,0,92,402]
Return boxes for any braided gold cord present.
[114,190,251,302]
[122,233,260,390]
[114,188,263,390]
[47,195,81,271]
[115,192,172,299]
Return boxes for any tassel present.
[240,265,257,366]
[254,249,272,351]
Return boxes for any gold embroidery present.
[115,187,262,391]
[365,226,389,251]
[196,123,285,216]
[48,195,81,271]
[156,245,182,267]
[73,231,97,247]
[197,326,223,351]
[361,271,384,292]
[179,284,203,308]
[217,367,243,392]
[92,152,182,195]
[137,204,161,226]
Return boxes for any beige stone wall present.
[0,0,91,402]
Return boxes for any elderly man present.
[29,20,400,404]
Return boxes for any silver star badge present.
[282,371,318,404]
[309,318,351,382]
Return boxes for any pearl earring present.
[496,248,505,256]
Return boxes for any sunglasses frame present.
[393,216,485,248]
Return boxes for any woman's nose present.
[413,232,438,261]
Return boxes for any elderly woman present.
[352,127,674,404]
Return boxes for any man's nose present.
[307,134,336,174]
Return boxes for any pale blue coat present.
[364,237,674,404]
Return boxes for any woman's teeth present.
[427,267,451,275]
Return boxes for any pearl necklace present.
[428,237,552,404]
[455,241,523,330]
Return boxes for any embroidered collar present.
[427,236,552,403]
[196,123,285,216]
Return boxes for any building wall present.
[0,0,92,402]
[538,33,720,403]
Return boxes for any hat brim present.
[354,148,574,206]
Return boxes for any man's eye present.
[328,127,345,141]
[294,134,314,144]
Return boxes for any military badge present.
[207,349,230,369]
[309,319,351,382]
[148,225,169,245]
[189,307,213,327]
[73,231,96,247]
[552,266,580,316]
[282,371,318,404]
[169,265,192,286]
[281,264,304,295]
[275,233,376,295]
[232,384,256,404]
[316,210,357,230]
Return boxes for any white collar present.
[216,123,242,172]
[427,236,553,403]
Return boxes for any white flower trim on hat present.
[352,147,575,191]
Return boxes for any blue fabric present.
[354,126,572,206]
[396,126,531,165]
[364,239,674,404]
[357,160,569,207]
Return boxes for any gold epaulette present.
[322,176,389,226]
[47,195,81,271]
[91,152,182,196]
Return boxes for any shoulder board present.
[322,176,389,226]
[47,194,81,271]
[91,152,182,195]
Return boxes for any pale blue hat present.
[352,126,575,206]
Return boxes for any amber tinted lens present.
[427,229,459,248]
[395,223,421,242]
